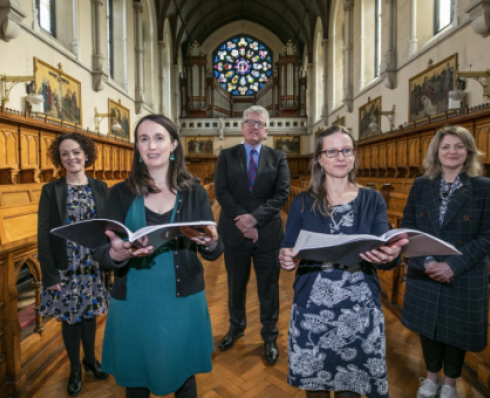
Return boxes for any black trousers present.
[224,242,280,342]
[420,334,466,378]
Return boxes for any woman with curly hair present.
[38,132,110,396]
[279,125,408,398]
[401,125,490,398]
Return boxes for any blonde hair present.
[306,125,358,217]
[423,125,484,179]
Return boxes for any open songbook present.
[50,219,217,250]
[292,228,461,266]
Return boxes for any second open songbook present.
[51,219,217,250]
[293,228,461,267]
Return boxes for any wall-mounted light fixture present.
[457,69,490,99]
[0,74,35,105]
[94,108,122,134]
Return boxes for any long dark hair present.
[307,125,358,216]
[127,114,195,196]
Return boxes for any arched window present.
[107,0,114,79]
[142,0,156,109]
[37,0,56,36]
[332,1,344,108]
[314,32,323,121]
[434,0,454,34]
[374,0,382,77]
[213,36,273,96]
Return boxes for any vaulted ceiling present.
[154,0,330,63]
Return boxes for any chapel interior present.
[0,0,490,397]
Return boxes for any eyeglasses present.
[243,120,266,129]
[320,148,356,158]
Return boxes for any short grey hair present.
[242,105,270,127]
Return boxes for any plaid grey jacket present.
[401,173,490,352]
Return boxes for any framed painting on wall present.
[108,99,130,141]
[359,96,381,138]
[409,54,457,123]
[332,116,345,126]
[34,58,82,125]
[273,136,300,154]
[185,136,214,155]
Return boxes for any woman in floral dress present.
[38,132,110,396]
[279,125,408,398]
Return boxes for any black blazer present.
[214,144,290,250]
[37,175,108,288]
[401,173,490,352]
[92,181,224,300]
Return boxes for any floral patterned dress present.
[39,184,110,324]
[288,200,389,397]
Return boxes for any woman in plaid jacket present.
[401,125,490,398]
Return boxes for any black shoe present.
[219,331,244,351]
[67,367,82,396]
[264,342,279,365]
[82,359,109,379]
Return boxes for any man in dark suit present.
[214,105,290,365]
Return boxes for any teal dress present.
[102,194,214,395]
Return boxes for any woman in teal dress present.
[93,114,224,398]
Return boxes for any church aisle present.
[25,207,485,398]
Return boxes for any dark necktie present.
[248,149,258,192]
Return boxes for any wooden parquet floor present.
[25,207,485,398]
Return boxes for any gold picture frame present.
[34,58,82,125]
[108,99,130,141]
[332,116,345,126]
[359,96,381,138]
[185,136,214,155]
[409,53,458,123]
[273,135,301,154]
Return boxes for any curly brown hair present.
[49,132,97,168]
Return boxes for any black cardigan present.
[92,181,224,300]
[38,175,109,288]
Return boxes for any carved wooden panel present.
[420,131,434,163]
[0,125,19,184]
[19,128,40,184]
[0,205,38,245]
[378,142,387,171]
[111,146,119,179]
[386,140,397,170]
[408,135,420,167]
[103,145,111,171]
[40,131,58,182]
[396,138,408,170]
[388,192,409,214]
[370,145,378,171]
[474,122,490,164]
[125,150,133,172]
[94,143,103,172]
[357,147,364,171]
[364,146,371,170]
[287,158,300,177]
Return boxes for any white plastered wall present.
[1,0,161,142]
[326,0,490,140]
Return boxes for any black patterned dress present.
[39,184,110,324]
[288,200,389,397]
